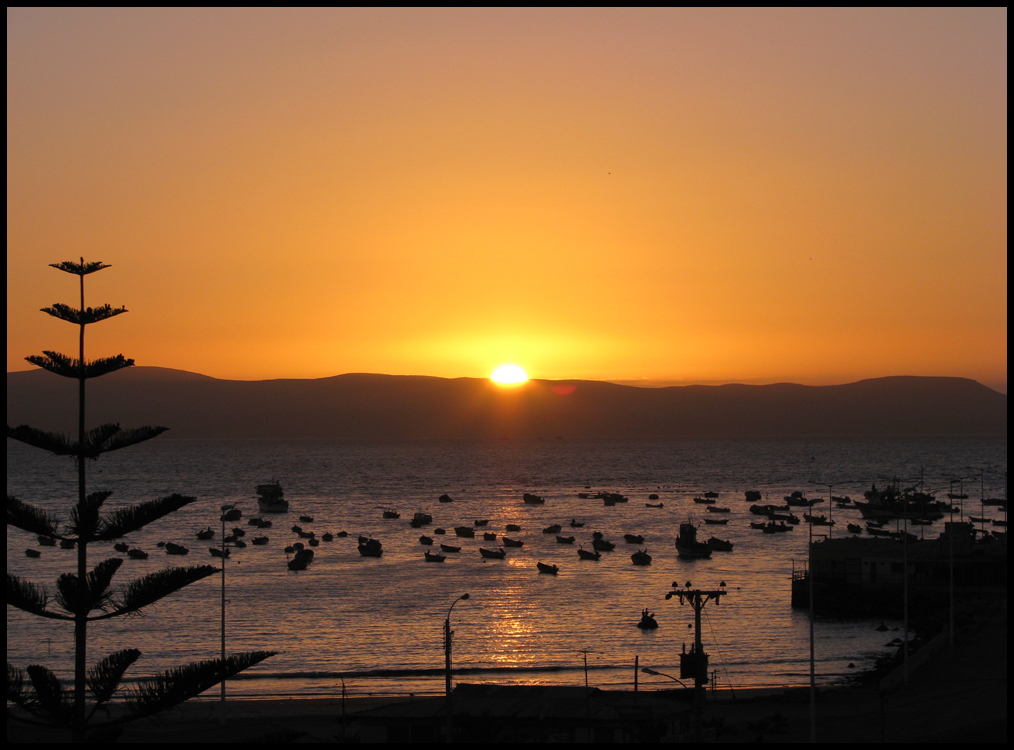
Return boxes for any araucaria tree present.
[7,260,274,741]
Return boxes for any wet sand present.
[8,601,1006,743]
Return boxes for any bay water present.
[6,436,1006,698]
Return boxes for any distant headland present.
[6,368,1007,440]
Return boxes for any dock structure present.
[792,522,1007,614]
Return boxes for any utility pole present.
[665,581,727,742]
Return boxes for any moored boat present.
[637,608,659,629]
[706,537,733,552]
[675,520,712,558]
[631,548,652,565]
[537,562,559,575]
[257,482,288,513]
[479,547,506,560]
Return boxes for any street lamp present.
[444,593,470,743]
[640,667,689,689]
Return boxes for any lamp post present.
[219,503,233,725]
[444,593,470,743]
[640,667,689,689]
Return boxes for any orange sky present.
[6,8,1008,392]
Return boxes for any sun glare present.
[491,364,529,385]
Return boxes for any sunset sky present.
[6,8,1007,392]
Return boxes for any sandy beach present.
[8,597,1005,743]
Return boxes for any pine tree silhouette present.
[7,259,275,741]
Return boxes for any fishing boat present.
[438,493,454,503]
[543,524,562,534]
[703,517,729,525]
[537,562,559,575]
[674,520,712,558]
[127,548,149,559]
[424,551,446,562]
[382,510,400,519]
[440,543,462,553]
[196,528,215,540]
[506,524,522,532]
[503,537,525,547]
[624,533,645,544]
[164,542,189,555]
[706,537,734,552]
[357,538,383,557]
[555,535,575,544]
[631,548,652,565]
[523,493,545,504]
[854,484,945,521]
[785,491,819,507]
[257,482,288,513]
[479,547,506,560]
[410,511,432,527]
[221,507,242,522]
[577,548,601,561]
[637,608,659,629]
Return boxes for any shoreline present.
[9,598,1005,743]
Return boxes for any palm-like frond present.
[87,649,141,704]
[6,423,169,460]
[54,558,123,617]
[7,495,60,537]
[6,425,76,456]
[26,351,134,380]
[50,260,110,275]
[41,303,127,326]
[26,664,73,722]
[7,574,69,620]
[126,652,276,720]
[68,491,113,540]
[96,494,195,541]
[8,663,32,708]
[99,426,169,454]
[101,565,217,619]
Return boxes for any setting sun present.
[491,364,529,385]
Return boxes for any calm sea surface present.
[6,437,1007,698]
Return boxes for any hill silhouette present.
[6,368,1007,439]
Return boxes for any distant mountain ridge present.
[6,367,1007,439]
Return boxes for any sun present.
[490,364,529,386]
